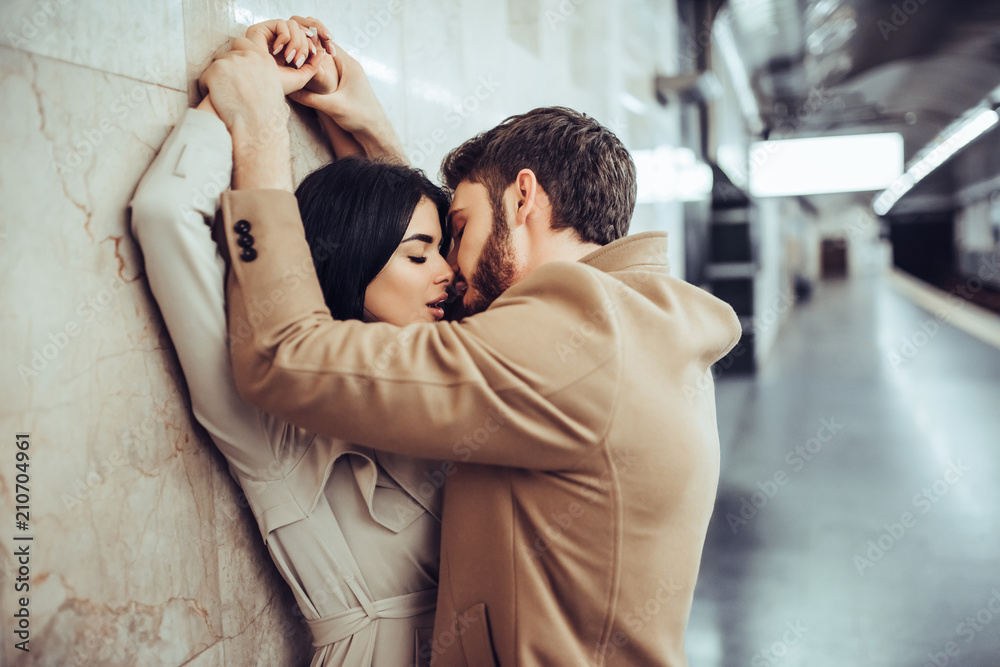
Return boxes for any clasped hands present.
[199,15,401,177]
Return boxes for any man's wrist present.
[230,118,294,191]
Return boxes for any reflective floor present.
[688,274,1000,667]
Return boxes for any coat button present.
[237,233,255,248]
[240,247,257,262]
[234,220,251,234]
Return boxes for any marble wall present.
[0,1,680,664]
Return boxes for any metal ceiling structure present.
[718,0,1000,149]
[695,0,1000,208]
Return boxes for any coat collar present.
[578,231,670,274]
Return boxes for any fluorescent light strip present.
[873,107,999,215]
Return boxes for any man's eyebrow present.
[400,233,435,244]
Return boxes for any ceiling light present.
[873,106,999,215]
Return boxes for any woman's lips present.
[427,293,448,320]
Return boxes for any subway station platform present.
[689,273,1000,666]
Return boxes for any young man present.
[201,31,740,666]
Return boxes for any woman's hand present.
[283,17,404,161]
[285,29,376,129]
[243,18,329,95]
[283,16,340,96]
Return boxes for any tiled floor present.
[688,274,1000,666]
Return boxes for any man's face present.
[446,180,521,317]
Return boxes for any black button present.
[234,220,251,234]
[240,247,258,262]
[237,234,255,248]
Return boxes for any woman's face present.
[363,197,454,325]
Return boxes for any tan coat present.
[216,187,741,666]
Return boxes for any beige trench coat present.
[214,161,742,662]
[130,108,444,666]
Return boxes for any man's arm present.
[199,32,613,469]
[199,36,296,192]
[215,191,618,471]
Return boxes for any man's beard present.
[460,197,519,317]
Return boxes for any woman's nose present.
[435,253,454,285]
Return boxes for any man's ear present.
[513,169,539,226]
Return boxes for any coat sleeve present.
[216,189,620,470]
[129,108,277,480]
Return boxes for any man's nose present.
[446,240,461,274]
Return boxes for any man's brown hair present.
[441,107,636,245]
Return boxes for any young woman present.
[129,19,451,666]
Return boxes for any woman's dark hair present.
[295,157,451,321]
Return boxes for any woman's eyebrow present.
[400,233,435,244]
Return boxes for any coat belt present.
[306,576,437,648]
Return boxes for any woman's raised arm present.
[129,108,275,478]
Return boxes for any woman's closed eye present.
[408,256,427,264]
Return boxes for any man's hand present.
[199,36,286,131]
[199,36,293,191]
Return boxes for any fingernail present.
[309,42,317,56]
[295,53,306,68]
[273,42,282,55]
[307,27,317,37]
[285,48,296,64]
